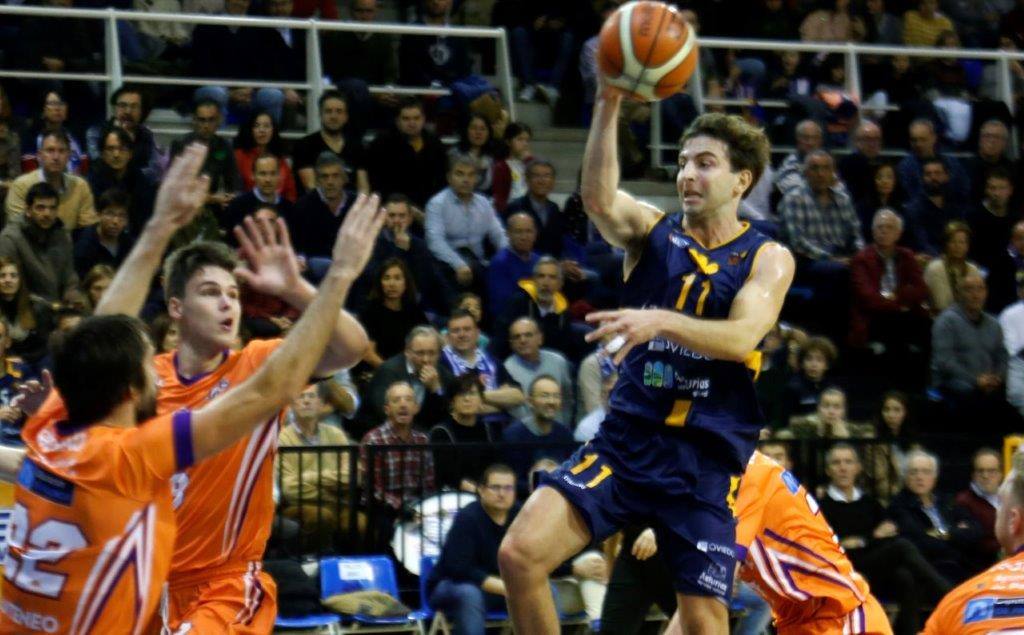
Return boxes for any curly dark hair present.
[679,113,771,195]
[233,110,288,156]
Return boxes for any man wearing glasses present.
[87,85,165,183]
[954,448,1004,569]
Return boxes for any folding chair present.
[418,555,511,635]
[321,555,429,634]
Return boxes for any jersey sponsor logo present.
[0,599,60,633]
[964,597,1024,624]
[696,540,736,559]
[35,428,85,455]
[781,470,800,495]
[645,338,711,361]
[643,362,674,389]
[669,232,689,248]
[171,472,189,510]
[696,562,729,596]
[207,379,230,401]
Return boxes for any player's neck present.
[683,207,744,250]
[103,399,139,429]
[176,339,227,377]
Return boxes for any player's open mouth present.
[220,318,234,331]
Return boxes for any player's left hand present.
[585,308,669,365]
[631,528,658,560]
[233,215,304,299]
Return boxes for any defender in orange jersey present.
[668,450,891,635]
[94,152,372,633]
[923,450,1024,634]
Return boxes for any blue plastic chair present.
[274,613,342,632]
[321,555,429,634]
[419,555,510,635]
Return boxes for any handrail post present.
[651,101,663,169]
[306,21,324,130]
[495,27,516,122]
[104,8,123,120]
[998,56,1019,159]
[845,42,860,101]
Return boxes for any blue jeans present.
[429,579,486,635]
[193,85,285,124]
[732,581,772,635]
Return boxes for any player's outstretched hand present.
[233,216,303,298]
[149,143,211,234]
[585,308,668,365]
[10,369,53,417]
[330,193,385,280]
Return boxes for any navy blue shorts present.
[537,412,744,599]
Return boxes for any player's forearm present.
[0,445,24,482]
[580,94,623,219]
[94,221,175,316]
[279,279,369,373]
[656,310,762,363]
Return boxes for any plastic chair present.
[321,555,428,634]
[274,613,342,632]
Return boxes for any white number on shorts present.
[3,503,88,598]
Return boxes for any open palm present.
[233,216,304,298]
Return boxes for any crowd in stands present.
[2,0,1024,631]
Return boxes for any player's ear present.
[734,169,752,198]
[167,297,183,321]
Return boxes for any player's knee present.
[498,530,547,580]
[675,597,727,634]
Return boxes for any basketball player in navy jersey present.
[497,85,795,634]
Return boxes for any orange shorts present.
[163,563,278,634]
[778,595,893,635]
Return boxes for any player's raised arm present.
[586,242,795,364]
[95,144,211,317]
[580,87,663,251]
[190,194,384,461]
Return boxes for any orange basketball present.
[597,1,698,102]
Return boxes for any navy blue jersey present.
[609,215,772,467]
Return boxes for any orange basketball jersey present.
[923,549,1024,634]
[735,451,876,630]
[0,394,194,634]
[154,339,281,586]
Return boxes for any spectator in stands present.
[360,380,436,546]
[800,0,865,42]
[954,448,1003,569]
[889,449,983,583]
[501,375,575,484]
[442,309,524,416]
[148,313,179,354]
[774,119,824,195]
[278,383,354,548]
[322,0,400,112]
[764,50,815,102]
[427,463,518,631]
[867,390,920,504]
[22,91,86,175]
[905,159,971,256]
[988,220,1024,312]
[506,160,580,265]
[970,169,1018,273]
[502,317,574,428]
[430,373,500,492]
[88,127,156,233]
[838,121,885,205]
[864,0,903,44]
[89,86,164,183]
[233,111,296,203]
[169,99,240,211]
[492,123,533,213]
[77,264,114,315]
[399,0,473,87]
[0,317,30,445]
[1001,277,1024,417]
[924,221,983,313]
[781,335,837,423]
[293,91,368,196]
[896,118,970,201]
[487,212,540,318]
[506,2,574,105]
[449,114,498,195]
[1002,0,1024,44]
[819,444,951,635]
[366,98,448,207]
[360,326,454,434]
[903,0,955,45]
[0,257,54,372]
[496,257,581,362]
[222,154,295,236]
[965,120,1015,201]
[6,129,96,231]
[785,385,851,438]
[576,336,616,426]
[575,373,615,443]
[849,208,929,354]
[933,272,1007,401]
[359,257,429,368]
[855,162,905,242]
[367,194,447,314]
[780,150,863,263]
[244,0,305,121]
[73,189,133,278]
[742,0,798,41]
[290,153,354,263]
[0,182,78,303]
[425,154,508,293]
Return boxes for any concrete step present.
[533,127,588,143]
[514,101,553,130]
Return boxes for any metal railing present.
[0,4,516,129]
[652,37,1024,168]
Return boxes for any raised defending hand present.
[330,193,385,280]
[631,527,658,561]
[150,143,211,234]
[233,216,303,299]
[10,369,53,417]
[585,308,669,365]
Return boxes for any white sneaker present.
[537,84,560,105]
[517,85,537,102]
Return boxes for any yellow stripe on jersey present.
[744,351,763,381]
[665,399,692,427]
